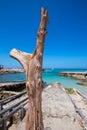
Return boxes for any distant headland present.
[0,68,25,75]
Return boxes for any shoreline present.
[59,71,87,80]
[0,68,25,75]
[0,82,87,129]
[0,81,26,91]
[0,69,87,92]
[59,71,87,86]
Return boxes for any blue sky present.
[0,0,87,68]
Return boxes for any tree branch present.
[33,8,49,57]
[10,48,32,70]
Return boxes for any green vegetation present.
[65,88,76,94]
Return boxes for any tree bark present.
[10,8,48,130]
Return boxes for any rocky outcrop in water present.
[0,68,25,75]
[59,72,87,80]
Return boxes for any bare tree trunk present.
[10,8,48,130]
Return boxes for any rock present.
[70,91,87,129]
[42,82,82,130]
[13,83,83,130]
[0,82,26,91]
[59,72,86,80]
[0,68,25,75]
[77,79,87,86]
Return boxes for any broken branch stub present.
[10,48,32,70]
[10,7,48,130]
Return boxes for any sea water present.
[43,68,87,95]
[0,68,87,95]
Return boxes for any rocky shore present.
[77,79,87,86]
[0,68,25,75]
[0,81,26,91]
[9,83,87,130]
[59,72,87,80]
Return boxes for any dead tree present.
[10,8,48,130]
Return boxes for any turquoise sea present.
[0,68,87,95]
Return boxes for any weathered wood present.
[0,100,28,130]
[10,7,48,130]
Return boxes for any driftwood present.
[10,8,48,130]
